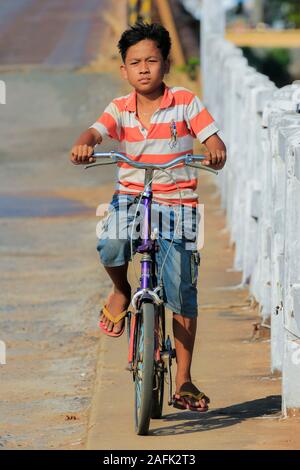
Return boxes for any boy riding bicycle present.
[70,23,226,412]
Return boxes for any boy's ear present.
[120,64,128,80]
[164,57,171,74]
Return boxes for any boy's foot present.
[99,289,131,335]
[173,381,210,412]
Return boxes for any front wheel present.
[151,304,165,419]
[134,302,155,435]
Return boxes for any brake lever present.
[187,163,218,175]
[85,161,117,169]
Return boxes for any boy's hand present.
[70,144,96,165]
[202,150,226,170]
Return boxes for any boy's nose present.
[140,63,150,73]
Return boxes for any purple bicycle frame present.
[135,169,158,294]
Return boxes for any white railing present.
[180,0,300,416]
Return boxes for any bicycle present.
[86,151,217,435]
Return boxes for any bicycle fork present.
[127,312,176,405]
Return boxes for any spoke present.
[135,315,144,425]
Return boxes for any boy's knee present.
[97,238,130,266]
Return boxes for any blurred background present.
[165,0,300,87]
[125,0,300,87]
[225,0,300,87]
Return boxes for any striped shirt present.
[90,84,218,205]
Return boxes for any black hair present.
[117,22,171,62]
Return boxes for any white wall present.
[180,0,300,416]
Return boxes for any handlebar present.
[84,151,218,175]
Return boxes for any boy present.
[70,23,226,411]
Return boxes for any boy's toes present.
[106,321,114,332]
[100,314,110,330]
[99,312,105,324]
[113,321,123,334]
[98,304,127,338]
[198,398,209,409]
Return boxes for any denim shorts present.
[96,194,201,318]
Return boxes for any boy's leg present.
[172,314,196,388]
[97,194,136,334]
[173,314,208,409]
[99,264,131,334]
[157,237,209,410]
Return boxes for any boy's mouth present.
[139,78,151,83]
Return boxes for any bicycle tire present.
[134,301,155,435]
[151,304,165,419]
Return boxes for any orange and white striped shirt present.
[90,84,218,205]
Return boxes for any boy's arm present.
[185,93,226,170]
[202,133,227,170]
[69,128,102,165]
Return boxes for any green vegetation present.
[264,0,300,28]
[177,56,200,81]
[242,47,292,87]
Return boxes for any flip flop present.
[99,305,127,338]
[173,382,210,412]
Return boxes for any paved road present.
[0,0,125,449]
[0,0,110,66]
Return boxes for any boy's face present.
[120,39,169,94]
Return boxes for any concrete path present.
[86,175,300,450]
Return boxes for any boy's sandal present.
[99,305,127,338]
[173,382,210,412]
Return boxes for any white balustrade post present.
[262,83,300,373]
[201,0,225,105]
[282,139,300,416]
